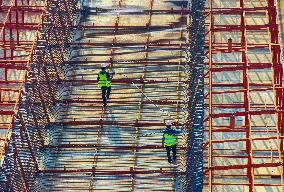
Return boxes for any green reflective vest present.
[98,73,111,87]
[164,134,176,146]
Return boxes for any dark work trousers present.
[165,144,177,163]
[101,86,111,106]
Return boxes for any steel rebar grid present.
[0,1,45,191]
[0,0,44,158]
[32,0,198,191]
[204,0,284,191]
[0,0,82,191]
[0,0,205,191]
[184,0,205,191]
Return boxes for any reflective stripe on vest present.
[164,134,176,146]
[98,73,111,87]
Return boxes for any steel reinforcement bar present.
[184,0,205,191]
[0,0,207,191]
[204,0,284,191]
[0,0,82,191]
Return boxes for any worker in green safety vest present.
[97,63,114,107]
[162,120,182,164]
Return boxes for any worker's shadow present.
[172,164,181,191]
[103,106,122,146]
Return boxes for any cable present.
[115,68,175,119]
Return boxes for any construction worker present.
[162,120,182,164]
[97,63,114,107]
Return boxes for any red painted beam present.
[65,60,187,66]
[0,23,39,30]
[69,42,189,47]
[213,24,269,31]
[56,99,183,105]
[211,83,273,87]
[63,79,185,84]
[0,110,14,115]
[210,109,279,118]
[43,144,187,150]
[211,63,273,72]
[211,135,284,143]
[40,168,186,175]
[55,120,182,127]
[208,162,282,171]
[0,63,27,70]
[0,7,44,13]
[83,9,190,14]
[0,60,28,63]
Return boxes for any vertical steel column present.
[208,0,213,190]
[268,0,284,189]
[239,0,254,190]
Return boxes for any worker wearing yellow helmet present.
[162,120,182,164]
[97,63,114,107]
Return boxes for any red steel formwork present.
[0,0,45,165]
[0,0,81,191]
[204,0,284,191]
[0,1,45,190]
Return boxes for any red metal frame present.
[205,0,284,191]
[0,0,45,162]
[3,0,283,190]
